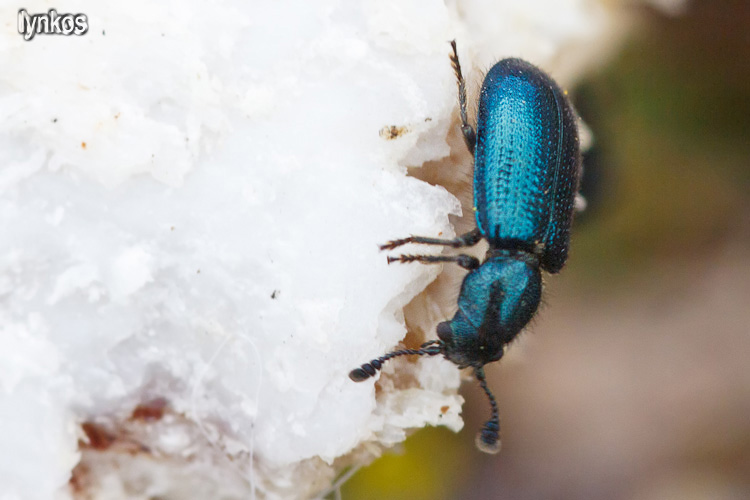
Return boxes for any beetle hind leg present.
[450,40,476,155]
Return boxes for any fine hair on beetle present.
[350,40,581,455]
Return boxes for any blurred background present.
[342,1,750,498]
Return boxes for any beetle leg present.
[450,40,476,155]
[380,228,481,251]
[387,253,480,271]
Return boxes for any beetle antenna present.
[474,367,501,454]
[349,340,443,382]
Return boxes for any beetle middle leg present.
[387,253,480,271]
[450,40,476,155]
[380,228,481,251]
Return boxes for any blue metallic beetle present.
[350,41,581,454]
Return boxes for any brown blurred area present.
[342,1,750,499]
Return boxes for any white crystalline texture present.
[0,0,680,498]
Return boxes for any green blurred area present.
[340,427,473,500]
[571,3,749,284]
[341,2,749,498]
